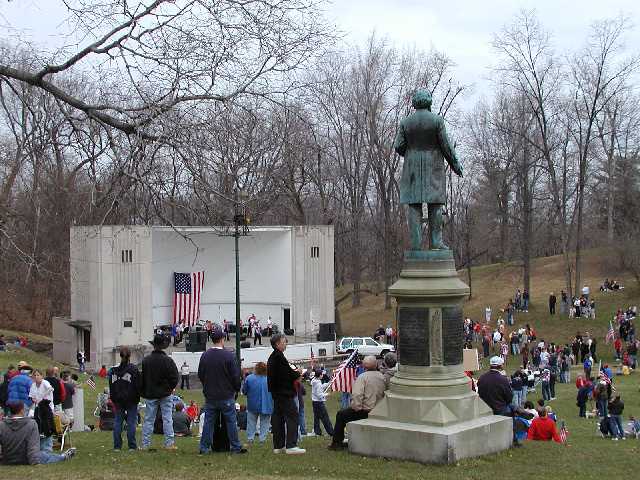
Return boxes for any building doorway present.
[284,308,291,332]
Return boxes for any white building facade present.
[65,225,334,368]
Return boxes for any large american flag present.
[330,349,359,393]
[173,272,205,326]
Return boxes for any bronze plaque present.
[398,307,429,366]
[442,306,463,365]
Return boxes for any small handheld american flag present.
[605,321,616,344]
[86,376,97,390]
[559,420,568,444]
[330,349,359,393]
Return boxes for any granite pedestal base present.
[348,414,512,464]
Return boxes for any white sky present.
[1,0,639,107]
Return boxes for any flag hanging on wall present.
[173,272,205,326]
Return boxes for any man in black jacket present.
[140,334,179,450]
[198,324,246,454]
[267,333,305,455]
[109,346,140,450]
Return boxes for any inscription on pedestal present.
[429,308,442,365]
[442,306,463,365]
[398,307,429,366]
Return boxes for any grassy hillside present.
[338,249,639,347]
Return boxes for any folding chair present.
[53,413,72,451]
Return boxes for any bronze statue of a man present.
[394,89,463,251]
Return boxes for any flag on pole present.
[86,376,96,390]
[559,421,568,444]
[605,321,616,343]
[598,370,616,391]
[310,346,316,368]
[330,350,359,393]
[173,272,205,326]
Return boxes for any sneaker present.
[164,445,178,451]
[273,448,286,454]
[233,448,248,454]
[285,447,306,455]
[306,432,317,437]
[612,437,619,441]
[64,448,77,460]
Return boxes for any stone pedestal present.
[348,250,512,464]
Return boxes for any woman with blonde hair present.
[242,362,273,444]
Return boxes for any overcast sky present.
[2,0,639,106]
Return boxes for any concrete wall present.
[52,316,76,366]
[70,226,153,368]
[292,226,335,338]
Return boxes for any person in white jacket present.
[310,369,334,437]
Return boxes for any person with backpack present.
[109,346,140,450]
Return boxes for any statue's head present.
[412,89,432,110]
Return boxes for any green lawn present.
[2,346,640,479]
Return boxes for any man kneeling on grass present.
[328,355,386,450]
[0,400,76,464]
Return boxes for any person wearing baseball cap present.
[197,324,246,455]
[477,355,521,446]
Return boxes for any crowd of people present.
[0,361,77,464]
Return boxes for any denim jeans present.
[312,401,334,436]
[246,411,271,443]
[114,405,138,449]
[340,392,351,409]
[142,396,175,448]
[298,401,307,436]
[597,399,608,418]
[40,435,53,452]
[511,390,523,408]
[38,450,66,464]
[542,381,551,401]
[199,398,242,453]
[579,403,586,417]
[610,414,624,438]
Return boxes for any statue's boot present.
[408,204,423,250]
[428,204,448,250]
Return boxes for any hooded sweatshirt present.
[0,416,41,464]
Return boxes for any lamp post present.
[233,189,249,372]
[211,187,250,378]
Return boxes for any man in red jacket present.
[527,408,561,443]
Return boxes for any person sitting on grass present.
[527,407,562,443]
[0,400,76,464]
[172,402,192,437]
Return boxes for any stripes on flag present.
[86,376,96,390]
[598,370,616,391]
[330,349,359,393]
[559,421,568,444]
[605,321,616,344]
[173,271,205,326]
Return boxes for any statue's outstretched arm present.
[438,120,463,177]
[394,124,407,157]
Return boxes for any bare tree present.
[0,0,333,137]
